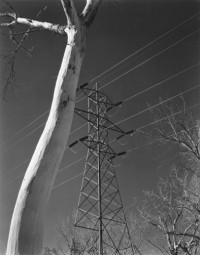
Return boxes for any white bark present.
[0,15,65,35]
[6,25,86,255]
[4,1,104,254]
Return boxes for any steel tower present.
[71,83,136,255]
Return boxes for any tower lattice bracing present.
[73,84,136,255]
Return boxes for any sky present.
[0,0,200,254]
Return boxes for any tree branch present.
[60,0,78,27]
[81,0,104,27]
[0,14,66,35]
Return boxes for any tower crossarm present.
[79,85,114,106]
[75,108,127,135]
[68,135,119,157]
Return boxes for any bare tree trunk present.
[1,1,104,254]
[6,25,87,255]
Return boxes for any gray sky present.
[0,0,200,253]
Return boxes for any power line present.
[75,29,200,106]
[2,126,87,178]
[1,122,45,154]
[2,104,198,221]
[114,83,200,127]
[100,29,200,91]
[109,102,200,146]
[73,62,200,139]
[2,81,200,181]
[1,156,85,191]
[58,156,85,174]
[2,52,199,155]
[52,103,200,191]
[123,62,200,103]
[0,111,48,148]
[2,99,199,192]
[136,102,200,132]
[0,121,87,155]
[88,11,200,84]
[2,41,200,180]
[2,11,199,149]
[3,158,29,178]
[130,122,199,152]
[53,172,83,190]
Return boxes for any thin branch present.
[13,28,43,36]
[35,5,47,18]
[0,14,66,35]
[81,0,104,27]
[2,0,17,15]
[1,54,16,100]
[146,238,168,255]
[60,0,78,26]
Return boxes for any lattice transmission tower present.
[70,83,137,255]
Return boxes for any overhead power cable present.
[0,122,87,155]
[0,111,48,148]
[3,85,199,189]
[53,172,83,190]
[75,28,200,105]
[1,11,199,148]
[123,62,200,103]
[3,158,30,178]
[2,78,200,179]
[2,54,200,155]
[114,83,200,127]
[136,102,200,131]
[2,102,199,220]
[100,29,200,91]
[58,156,85,174]
[88,11,200,83]
[1,122,45,154]
[2,156,86,190]
[129,120,199,152]
[52,102,200,191]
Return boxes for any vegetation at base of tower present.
[43,212,142,255]
[139,168,200,255]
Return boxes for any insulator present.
[110,155,116,160]
[116,134,125,140]
[107,160,122,168]
[69,140,78,148]
[114,101,122,107]
[126,130,134,135]
[106,101,122,113]
[80,82,89,89]
[106,106,113,112]
[74,108,83,115]
[115,139,128,146]
[79,136,88,142]
[117,151,126,157]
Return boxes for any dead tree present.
[0,1,103,255]
[148,100,200,205]
[139,168,200,255]
[148,100,200,163]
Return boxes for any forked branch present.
[81,0,104,27]
[60,0,78,27]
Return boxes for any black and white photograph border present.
[0,1,200,255]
